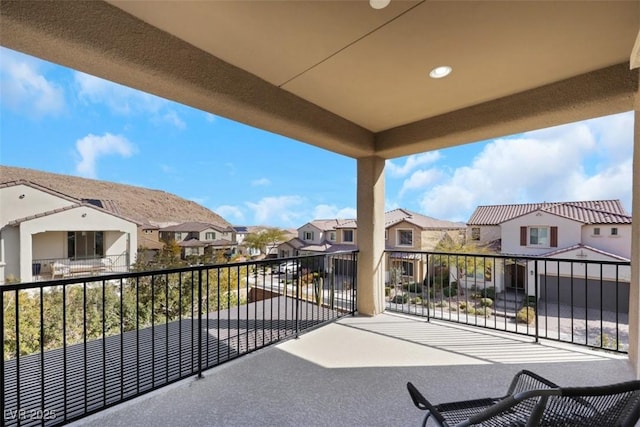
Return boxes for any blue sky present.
[0,47,634,228]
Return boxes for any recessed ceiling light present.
[429,66,452,79]
[370,0,391,10]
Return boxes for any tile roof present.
[467,200,631,226]
[281,237,306,250]
[160,222,229,232]
[538,244,629,262]
[4,180,141,226]
[82,199,122,215]
[308,219,355,231]
[332,209,465,230]
[384,208,466,229]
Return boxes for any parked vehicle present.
[275,261,298,274]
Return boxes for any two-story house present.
[278,209,466,283]
[0,180,139,283]
[466,200,632,311]
[159,222,237,259]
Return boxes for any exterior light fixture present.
[370,0,391,9]
[19,194,25,199]
[82,213,87,218]
[429,65,452,79]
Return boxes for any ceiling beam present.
[0,0,374,158]
[376,63,639,159]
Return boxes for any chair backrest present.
[527,380,640,427]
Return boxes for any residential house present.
[0,180,139,283]
[159,221,237,260]
[279,209,466,283]
[465,200,632,310]
[137,223,164,263]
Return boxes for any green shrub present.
[435,301,447,308]
[525,296,537,308]
[480,287,496,299]
[459,302,467,310]
[422,300,434,308]
[476,307,492,316]
[410,296,423,305]
[465,306,476,315]
[385,286,391,297]
[479,298,493,307]
[391,294,409,304]
[443,286,457,297]
[403,282,424,293]
[450,281,458,288]
[516,306,536,324]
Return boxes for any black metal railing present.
[31,254,130,282]
[1,251,357,426]
[385,250,630,353]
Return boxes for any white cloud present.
[74,71,186,128]
[75,133,135,178]
[215,205,245,223]
[251,177,271,187]
[416,115,631,221]
[399,168,441,197]
[162,111,186,129]
[246,196,305,226]
[386,152,441,178]
[313,204,356,219]
[204,113,217,122]
[0,48,65,117]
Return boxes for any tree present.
[243,228,287,256]
[432,235,496,294]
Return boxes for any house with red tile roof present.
[466,200,632,310]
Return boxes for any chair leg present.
[422,412,431,427]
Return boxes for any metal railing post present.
[295,263,300,338]
[197,268,203,379]
[534,260,539,343]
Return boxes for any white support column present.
[356,156,386,316]
[629,78,640,377]
[19,226,33,283]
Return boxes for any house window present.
[471,227,480,241]
[174,232,182,241]
[280,250,290,258]
[385,229,388,240]
[397,229,413,246]
[329,232,336,241]
[144,229,153,234]
[342,229,354,243]
[205,232,216,240]
[67,231,104,259]
[520,226,557,247]
[528,227,549,246]
[611,227,618,236]
[401,261,414,277]
[304,231,314,241]
[593,227,600,236]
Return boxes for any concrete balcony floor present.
[72,312,634,427]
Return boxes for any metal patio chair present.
[407,370,640,427]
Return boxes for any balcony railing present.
[385,250,630,353]
[1,251,357,426]
[31,253,130,282]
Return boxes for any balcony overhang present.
[1,1,638,160]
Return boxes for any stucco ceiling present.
[1,1,639,159]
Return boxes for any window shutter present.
[520,227,527,246]
[550,226,558,247]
